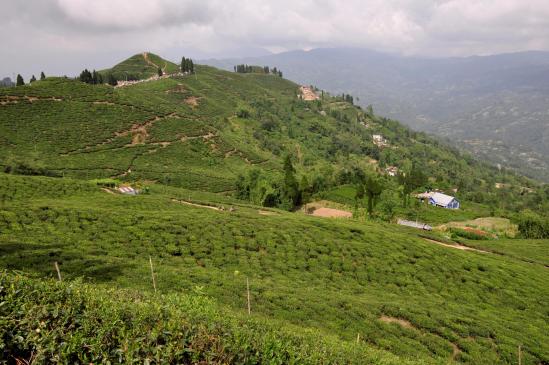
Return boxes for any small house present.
[118,186,138,195]
[385,166,399,177]
[372,134,388,147]
[428,192,459,209]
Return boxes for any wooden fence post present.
[246,277,251,315]
[518,345,522,365]
[149,256,157,294]
[54,262,62,281]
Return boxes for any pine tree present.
[190,60,194,73]
[157,67,163,77]
[30,75,37,83]
[92,70,98,85]
[40,72,46,80]
[107,73,117,86]
[16,74,24,86]
[79,69,93,84]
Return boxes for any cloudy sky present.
[2,0,549,79]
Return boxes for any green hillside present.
[0,54,548,364]
[1,173,548,364]
[100,52,180,80]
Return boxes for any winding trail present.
[422,238,489,253]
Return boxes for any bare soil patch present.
[311,207,352,218]
[184,96,200,107]
[299,86,319,101]
[258,210,278,216]
[379,315,415,329]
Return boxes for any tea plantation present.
[0,54,548,364]
[0,173,547,364]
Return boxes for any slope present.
[0,173,547,364]
[203,48,549,181]
[0,59,543,213]
[100,52,180,80]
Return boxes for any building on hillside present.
[417,191,459,209]
[372,134,388,147]
[385,166,399,177]
[397,219,432,231]
[118,186,139,195]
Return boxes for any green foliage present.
[0,173,547,364]
[100,53,179,80]
[515,210,549,239]
[16,74,24,86]
[0,273,411,365]
[180,56,194,73]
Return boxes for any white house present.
[372,134,388,147]
[429,192,460,209]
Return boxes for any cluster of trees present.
[78,69,117,86]
[235,155,311,211]
[13,72,46,87]
[341,94,354,104]
[181,57,195,73]
[234,64,283,77]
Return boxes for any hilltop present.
[0,54,548,364]
[100,52,180,80]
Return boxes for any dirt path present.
[0,95,63,105]
[171,199,222,211]
[422,238,489,253]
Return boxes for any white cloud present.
[2,0,549,77]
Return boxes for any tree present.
[378,189,400,221]
[79,69,93,84]
[364,176,383,216]
[355,183,365,207]
[398,164,427,207]
[30,75,36,83]
[40,72,46,80]
[157,67,163,77]
[282,154,300,209]
[16,74,24,86]
[107,73,118,86]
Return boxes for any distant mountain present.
[0,77,14,87]
[203,48,549,181]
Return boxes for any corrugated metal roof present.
[430,192,455,206]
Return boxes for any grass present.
[0,173,547,364]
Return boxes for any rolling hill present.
[0,53,548,364]
[203,48,549,182]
